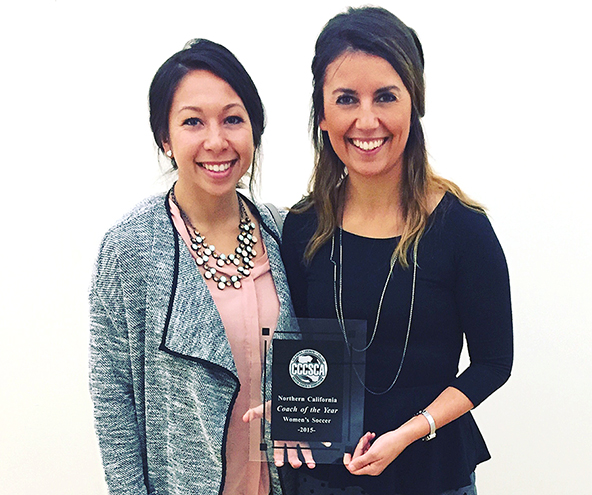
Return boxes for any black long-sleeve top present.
[281,192,513,495]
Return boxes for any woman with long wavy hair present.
[280,7,513,495]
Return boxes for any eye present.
[225,115,245,125]
[183,117,202,126]
[376,92,397,103]
[336,94,357,105]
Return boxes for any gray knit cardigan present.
[89,193,292,495]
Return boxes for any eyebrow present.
[332,85,403,96]
[376,85,402,94]
[177,102,246,113]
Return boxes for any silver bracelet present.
[416,409,437,441]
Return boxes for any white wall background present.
[1,0,590,493]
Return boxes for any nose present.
[355,101,379,130]
[203,123,228,152]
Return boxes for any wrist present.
[397,414,431,445]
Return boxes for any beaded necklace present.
[170,188,258,290]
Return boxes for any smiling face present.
[320,51,412,182]
[164,70,254,199]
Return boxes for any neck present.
[342,172,404,238]
[173,182,241,233]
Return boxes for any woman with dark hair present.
[281,7,513,495]
[89,39,291,495]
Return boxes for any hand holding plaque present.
[243,404,316,468]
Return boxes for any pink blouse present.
[170,199,279,495]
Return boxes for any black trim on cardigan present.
[218,385,241,495]
[159,193,180,357]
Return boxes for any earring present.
[166,150,173,158]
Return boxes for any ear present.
[162,140,172,157]
[319,118,327,132]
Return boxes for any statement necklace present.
[170,189,257,290]
[331,227,417,395]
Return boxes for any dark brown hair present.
[296,6,482,267]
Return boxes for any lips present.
[349,138,388,151]
[198,160,236,172]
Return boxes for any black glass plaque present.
[263,318,366,465]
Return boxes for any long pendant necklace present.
[331,227,417,395]
[170,189,257,290]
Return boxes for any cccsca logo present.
[289,349,328,389]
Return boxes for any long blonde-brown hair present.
[294,6,482,268]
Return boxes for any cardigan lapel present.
[150,197,238,377]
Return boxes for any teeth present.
[351,139,384,151]
[201,161,232,172]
